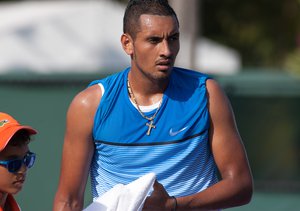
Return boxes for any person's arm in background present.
[143,79,253,210]
[53,85,101,211]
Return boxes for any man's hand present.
[142,180,174,210]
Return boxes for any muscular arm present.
[144,79,253,210]
[181,79,252,209]
[53,85,101,211]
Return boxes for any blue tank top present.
[89,67,218,199]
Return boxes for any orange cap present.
[0,112,37,151]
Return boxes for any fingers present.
[152,180,170,197]
[153,180,163,189]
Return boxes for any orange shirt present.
[0,194,21,211]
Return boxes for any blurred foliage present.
[201,0,300,69]
[114,0,128,4]
[284,49,300,75]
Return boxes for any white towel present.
[83,173,156,211]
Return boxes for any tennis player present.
[54,0,253,210]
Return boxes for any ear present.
[121,33,134,55]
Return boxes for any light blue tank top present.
[89,67,218,199]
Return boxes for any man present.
[54,0,253,210]
[0,112,37,211]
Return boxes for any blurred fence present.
[1,71,300,210]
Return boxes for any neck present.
[127,71,168,106]
[0,192,8,209]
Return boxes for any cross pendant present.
[146,120,156,136]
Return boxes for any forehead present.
[0,144,29,159]
[137,14,179,36]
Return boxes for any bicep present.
[59,106,94,197]
[206,79,251,180]
[55,85,101,204]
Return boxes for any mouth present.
[14,177,26,185]
[14,179,25,184]
[156,59,173,70]
[13,180,25,191]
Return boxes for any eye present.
[169,34,179,41]
[148,37,161,44]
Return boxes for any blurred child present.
[0,112,37,211]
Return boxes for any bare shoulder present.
[68,84,102,116]
[206,78,226,97]
[205,78,235,127]
[65,84,102,131]
[205,78,229,107]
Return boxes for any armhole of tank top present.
[97,83,105,97]
[202,75,212,92]
[201,75,209,85]
[92,83,104,138]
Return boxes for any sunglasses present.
[0,152,36,173]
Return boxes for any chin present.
[6,189,21,195]
[159,69,172,78]
[10,185,24,194]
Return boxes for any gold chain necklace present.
[127,79,162,136]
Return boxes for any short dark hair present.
[123,0,179,39]
[8,129,31,147]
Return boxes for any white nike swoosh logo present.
[169,126,188,136]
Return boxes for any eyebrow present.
[173,32,180,36]
[1,151,30,160]
[146,31,180,39]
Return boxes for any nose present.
[17,162,28,174]
[160,40,172,57]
